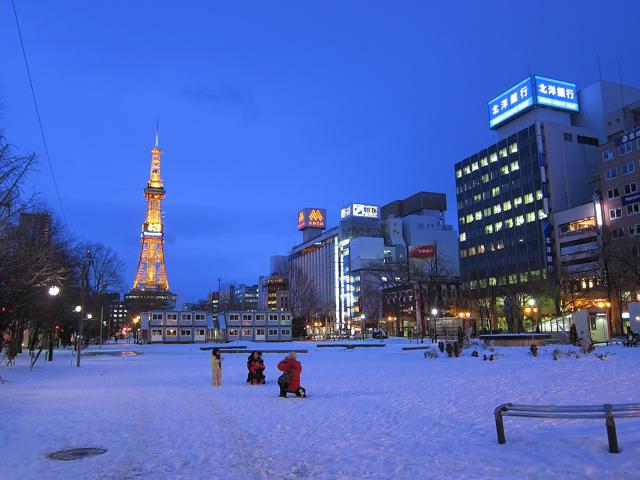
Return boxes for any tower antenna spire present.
[155,117,159,148]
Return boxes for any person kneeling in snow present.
[277,352,305,398]
[247,351,266,384]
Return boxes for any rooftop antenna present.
[155,116,159,148]
[617,61,626,109]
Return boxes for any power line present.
[11,0,67,223]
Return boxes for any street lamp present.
[360,314,366,341]
[47,286,60,361]
[133,316,140,344]
[431,308,438,343]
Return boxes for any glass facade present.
[454,125,547,290]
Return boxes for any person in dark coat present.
[569,323,577,346]
[247,351,265,384]
[277,352,305,398]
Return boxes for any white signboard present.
[341,203,380,219]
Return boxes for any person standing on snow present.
[277,352,305,398]
[211,348,222,387]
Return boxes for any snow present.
[1,340,639,479]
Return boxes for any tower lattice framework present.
[132,133,170,291]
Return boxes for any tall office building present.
[455,76,640,294]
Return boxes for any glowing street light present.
[86,313,93,320]
[48,286,60,297]
[74,305,82,313]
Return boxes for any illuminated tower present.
[127,131,176,310]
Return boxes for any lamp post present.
[431,308,438,343]
[74,304,82,367]
[47,286,60,361]
[360,314,366,341]
[133,316,140,344]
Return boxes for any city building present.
[235,284,259,311]
[258,275,289,311]
[455,76,640,301]
[127,132,177,311]
[108,296,128,332]
[141,310,224,343]
[222,311,293,342]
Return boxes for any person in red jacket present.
[277,352,305,398]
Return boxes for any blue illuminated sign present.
[488,77,534,129]
[488,75,580,129]
[534,76,579,112]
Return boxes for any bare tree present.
[79,242,125,296]
[287,265,318,337]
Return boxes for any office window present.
[627,203,640,215]
[500,165,509,175]
[269,314,278,320]
[494,221,503,231]
[607,188,620,199]
[459,232,466,242]
[477,244,485,254]
[485,224,493,234]
[282,315,291,320]
[609,208,622,220]
[524,193,534,204]
[483,207,492,217]
[181,314,192,320]
[229,329,239,336]
[625,183,637,195]
[463,165,471,174]
[180,329,191,336]
[480,157,488,167]
[459,249,467,258]
[166,329,177,336]
[577,135,598,146]
[167,314,178,320]
[152,313,163,320]
[481,173,489,183]
[513,196,523,206]
[505,218,514,228]
[466,214,474,223]
[196,329,205,336]
[619,142,632,155]
[195,314,205,320]
[509,143,518,153]
[503,200,512,211]
[493,204,502,214]
[281,329,291,336]
[473,193,481,202]
[229,314,239,321]
[490,152,498,163]
[492,186,500,197]
[538,209,548,220]
[456,169,462,179]
[510,160,520,171]
[468,247,476,256]
[471,161,479,171]
[526,212,536,222]
[242,329,252,336]
[622,162,636,175]
[515,215,525,226]
[605,168,617,180]
[603,150,615,161]
[499,147,508,158]
[536,190,543,200]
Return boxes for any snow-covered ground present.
[1,340,639,479]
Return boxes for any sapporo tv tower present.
[126,127,177,310]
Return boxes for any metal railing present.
[494,402,640,453]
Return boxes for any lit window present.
[515,215,525,226]
[459,232,466,242]
[474,211,482,220]
[485,224,493,234]
[524,193,534,204]
[490,152,498,163]
[505,218,514,228]
[473,193,482,202]
[502,200,512,211]
[499,148,508,158]
[500,165,509,175]
[468,247,477,256]
[480,157,488,167]
[460,249,467,258]
[455,169,462,179]
[494,221,503,231]
[509,143,518,153]
[463,165,471,174]
[535,190,543,200]
[526,212,536,222]
[510,160,519,171]
[538,209,547,220]
[483,207,492,217]
[466,214,474,223]
[477,244,485,254]
[493,204,502,214]
[481,173,489,183]
[471,162,479,171]
[513,196,523,206]
[492,186,500,197]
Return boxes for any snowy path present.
[1,342,639,479]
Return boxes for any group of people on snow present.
[210,348,305,398]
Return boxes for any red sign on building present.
[297,208,326,230]
[409,245,435,258]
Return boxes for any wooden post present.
[604,404,619,453]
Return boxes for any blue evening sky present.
[1,1,638,303]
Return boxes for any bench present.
[200,346,247,351]
[494,402,640,453]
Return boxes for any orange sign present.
[297,208,326,230]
